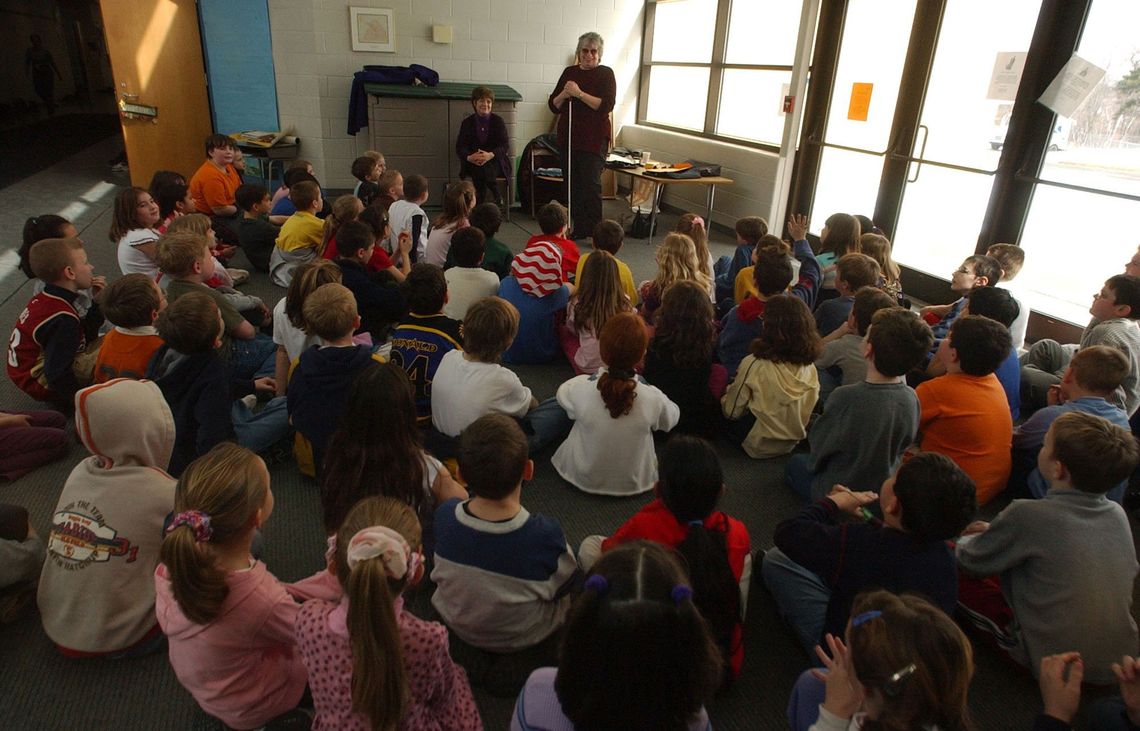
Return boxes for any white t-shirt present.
[551,370,680,496]
[424,222,463,268]
[443,267,501,321]
[272,298,321,363]
[388,199,429,259]
[117,228,161,277]
[431,350,532,437]
[997,281,1029,353]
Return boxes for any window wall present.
[639,0,809,147]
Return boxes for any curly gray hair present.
[577,32,604,56]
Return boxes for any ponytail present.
[675,521,740,680]
[347,559,408,730]
[597,312,649,418]
[335,497,422,731]
[161,518,229,625]
[598,370,637,418]
[159,443,268,626]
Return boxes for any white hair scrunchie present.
[345,526,421,580]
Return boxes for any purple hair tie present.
[584,574,609,595]
[671,584,693,605]
[167,510,213,543]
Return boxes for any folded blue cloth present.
[535,167,563,177]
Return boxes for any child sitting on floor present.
[519,201,580,284]
[560,250,632,374]
[110,186,162,277]
[789,307,932,502]
[287,283,386,478]
[916,314,1013,505]
[1011,345,1131,503]
[0,504,45,622]
[388,173,431,263]
[234,183,277,273]
[334,220,408,344]
[512,542,722,730]
[350,154,382,207]
[787,590,974,731]
[443,227,500,321]
[553,312,679,496]
[319,363,466,539]
[155,444,340,729]
[297,495,481,730]
[8,237,105,406]
[859,232,906,307]
[390,264,464,425]
[643,280,724,438]
[638,233,709,326]
[467,202,513,279]
[719,214,820,378]
[38,379,176,657]
[574,219,637,304]
[675,213,715,299]
[715,215,768,303]
[765,452,976,654]
[92,273,165,383]
[577,435,751,680]
[158,231,275,384]
[814,286,898,407]
[270,180,324,287]
[957,411,1139,685]
[19,214,93,316]
[722,294,821,459]
[814,213,861,301]
[987,242,1029,351]
[432,413,579,659]
[431,297,569,453]
[499,240,573,365]
[424,180,475,267]
[813,253,881,337]
[271,259,341,396]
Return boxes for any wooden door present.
[98,0,213,187]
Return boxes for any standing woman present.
[456,86,511,207]
[548,32,617,241]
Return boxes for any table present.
[234,141,300,191]
[608,165,734,244]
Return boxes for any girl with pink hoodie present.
[154,443,339,729]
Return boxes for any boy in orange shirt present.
[93,273,166,383]
[188,134,242,243]
[915,314,1013,505]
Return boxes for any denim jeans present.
[787,669,826,731]
[761,547,831,656]
[785,453,815,504]
[229,332,277,381]
[524,397,573,454]
[232,396,290,453]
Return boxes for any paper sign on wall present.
[848,82,873,121]
[779,83,791,115]
[987,52,1026,101]
[1038,54,1105,118]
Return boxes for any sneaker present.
[239,394,258,411]
[227,268,250,286]
[110,162,128,173]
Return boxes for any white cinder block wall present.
[268,0,646,190]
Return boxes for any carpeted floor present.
[0,140,1093,729]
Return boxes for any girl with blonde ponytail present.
[155,443,340,730]
[296,496,482,730]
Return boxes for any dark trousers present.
[0,410,68,481]
[460,160,502,205]
[563,150,604,240]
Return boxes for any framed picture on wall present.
[349,7,395,53]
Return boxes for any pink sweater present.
[296,597,482,730]
[154,562,340,730]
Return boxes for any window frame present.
[637,0,802,150]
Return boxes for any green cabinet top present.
[363,81,522,102]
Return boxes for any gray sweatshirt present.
[956,488,1138,684]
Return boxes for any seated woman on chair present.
[455,85,510,207]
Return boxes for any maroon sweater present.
[547,65,617,155]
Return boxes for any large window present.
[639,0,809,147]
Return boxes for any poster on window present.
[987,52,1026,101]
[1038,54,1105,118]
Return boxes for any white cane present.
[565,98,572,227]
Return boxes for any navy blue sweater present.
[773,498,958,641]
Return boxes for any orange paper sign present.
[848,82,873,121]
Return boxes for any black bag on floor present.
[628,209,656,239]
